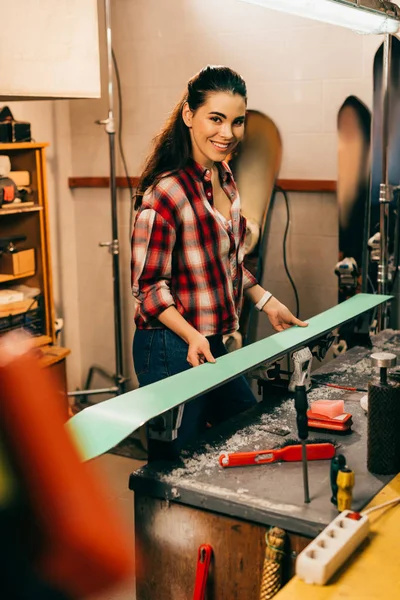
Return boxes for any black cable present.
[390,192,400,291]
[368,274,377,294]
[111,48,135,237]
[274,186,300,319]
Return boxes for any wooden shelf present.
[39,345,70,368]
[0,142,49,151]
[0,299,38,317]
[32,334,53,348]
[0,270,35,283]
[0,142,56,342]
[68,176,337,194]
[277,179,337,193]
[0,206,42,216]
[68,176,140,188]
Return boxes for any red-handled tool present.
[193,544,213,600]
[219,442,335,468]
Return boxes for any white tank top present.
[215,208,232,230]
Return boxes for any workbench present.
[129,330,400,600]
[275,473,400,600]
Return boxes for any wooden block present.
[0,298,37,316]
[9,171,31,187]
[0,201,34,210]
[0,249,35,275]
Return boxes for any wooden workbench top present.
[276,474,400,599]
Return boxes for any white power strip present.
[296,510,370,585]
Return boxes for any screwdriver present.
[337,467,355,511]
[295,384,310,503]
[330,454,346,506]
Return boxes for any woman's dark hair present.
[134,65,247,208]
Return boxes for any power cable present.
[111,48,135,237]
[274,186,300,319]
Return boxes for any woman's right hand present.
[186,331,216,367]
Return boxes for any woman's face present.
[182,91,246,168]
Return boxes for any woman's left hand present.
[263,296,308,332]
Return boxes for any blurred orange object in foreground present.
[0,332,134,598]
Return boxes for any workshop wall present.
[7,0,383,390]
[67,0,383,389]
[1,100,82,388]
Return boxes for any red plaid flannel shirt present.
[131,159,257,336]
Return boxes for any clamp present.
[147,404,185,442]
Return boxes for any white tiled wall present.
[9,0,387,388]
[67,0,385,388]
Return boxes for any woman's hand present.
[263,297,308,332]
[186,331,216,367]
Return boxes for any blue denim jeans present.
[133,328,257,461]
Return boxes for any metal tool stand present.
[362,34,399,332]
[391,188,400,328]
[68,0,127,402]
[377,34,393,330]
[375,33,400,332]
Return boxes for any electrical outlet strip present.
[296,510,370,585]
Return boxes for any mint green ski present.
[66,294,392,461]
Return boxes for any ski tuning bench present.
[130,325,399,599]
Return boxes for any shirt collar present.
[185,158,233,184]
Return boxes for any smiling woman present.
[130,65,307,461]
[182,92,246,168]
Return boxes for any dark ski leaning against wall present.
[336,95,371,302]
[335,96,372,353]
[366,35,400,328]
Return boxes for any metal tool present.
[148,404,185,441]
[193,544,213,600]
[330,454,346,506]
[337,467,355,511]
[295,383,310,503]
[219,442,335,468]
[367,352,399,475]
[371,351,397,384]
[334,257,359,292]
[288,347,313,392]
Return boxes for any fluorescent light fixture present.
[238,0,400,34]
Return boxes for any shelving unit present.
[0,142,70,406]
[0,206,42,216]
[0,271,36,284]
[0,142,55,341]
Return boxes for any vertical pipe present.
[378,33,392,330]
[104,0,125,390]
[381,34,391,189]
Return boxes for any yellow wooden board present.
[0,299,38,316]
[0,142,49,150]
[276,474,400,600]
[0,270,35,283]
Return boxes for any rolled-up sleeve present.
[242,265,258,291]
[131,208,176,320]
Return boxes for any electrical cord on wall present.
[112,48,136,237]
[390,190,400,292]
[368,274,376,294]
[274,186,300,319]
